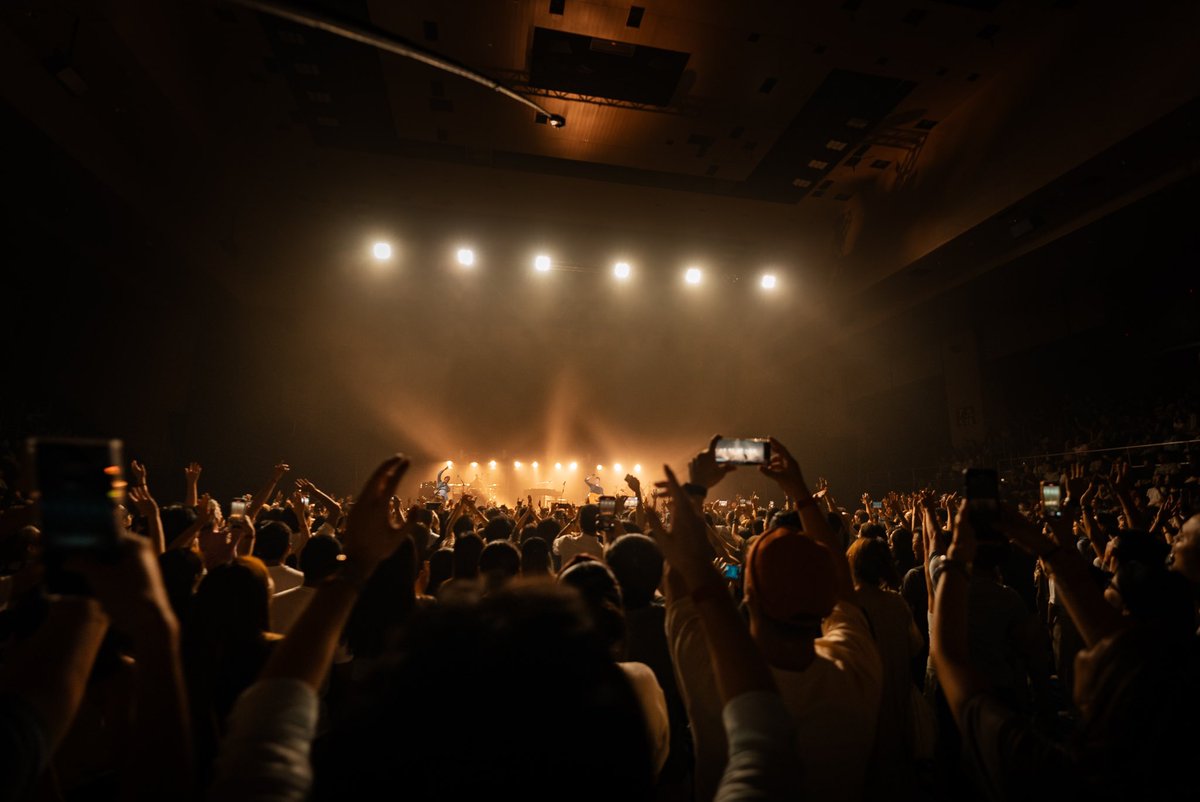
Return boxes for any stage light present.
[613,463,623,472]
[633,464,641,473]
[446,460,453,467]
[568,462,578,470]
[469,462,478,468]
[761,273,777,290]
[534,254,551,272]
[685,267,702,285]
[613,261,631,280]
[514,460,522,469]
[372,241,392,261]
[488,460,497,469]
[532,461,539,469]
[555,462,562,470]
[456,247,475,266]
[596,464,604,471]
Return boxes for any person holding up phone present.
[663,435,883,802]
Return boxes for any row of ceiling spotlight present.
[370,241,780,289]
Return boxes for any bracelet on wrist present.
[930,555,970,588]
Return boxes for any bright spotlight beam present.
[534,254,551,272]
[685,267,702,285]
[456,247,476,266]
[372,241,392,260]
[613,262,631,280]
[761,273,777,290]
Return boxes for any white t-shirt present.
[271,585,317,634]
[268,563,305,596]
[619,661,670,777]
[771,602,884,802]
[553,532,605,566]
[666,596,882,802]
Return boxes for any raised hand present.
[1065,463,1090,505]
[183,462,201,508]
[129,460,148,488]
[949,500,978,566]
[341,455,413,570]
[759,437,807,496]
[274,463,291,480]
[688,435,736,490]
[995,504,1058,557]
[625,474,641,497]
[644,465,718,589]
[128,484,159,517]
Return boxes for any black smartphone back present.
[28,437,124,558]
[963,467,1002,541]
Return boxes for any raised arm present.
[761,438,853,603]
[128,460,165,554]
[648,467,801,801]
[296,478,343,530]
[0,598,109,767]
[75,535,193,799]
[184,461,201,509]
[261,456,413,689]
[246,462,290,522]
[929,502,985,725]
[998,505,1123,648]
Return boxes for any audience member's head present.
[519,536,552,577]
[299,535,343,585]
[312,583,654,800]
[558,559,625,657]
[253,521,293,565]
[744,527,836,643]
[605,534,663,610]
[192,556,272,641]
[579,504,600,536]
[158,547,204,621]
[481,516,514,543]
[452,533,484,580]
[426,548,454,596]
[847,536,900,590]
[478,540,521,587]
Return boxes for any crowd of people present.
[0,417,1197,801]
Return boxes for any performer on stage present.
[584,473,604,497]
[435,465,450,502]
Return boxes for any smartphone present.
[230,499,247,516]
[871,500,883,510]
[717,499,729,508]
[963,467,1002,541]
[1041,483,1063,518]
[623,496,638,510]
[723,564,742,580]
[28,437,124,559]
[714,437,771,465]
[597,495,617,516]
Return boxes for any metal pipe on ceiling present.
[226,0,566,128]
